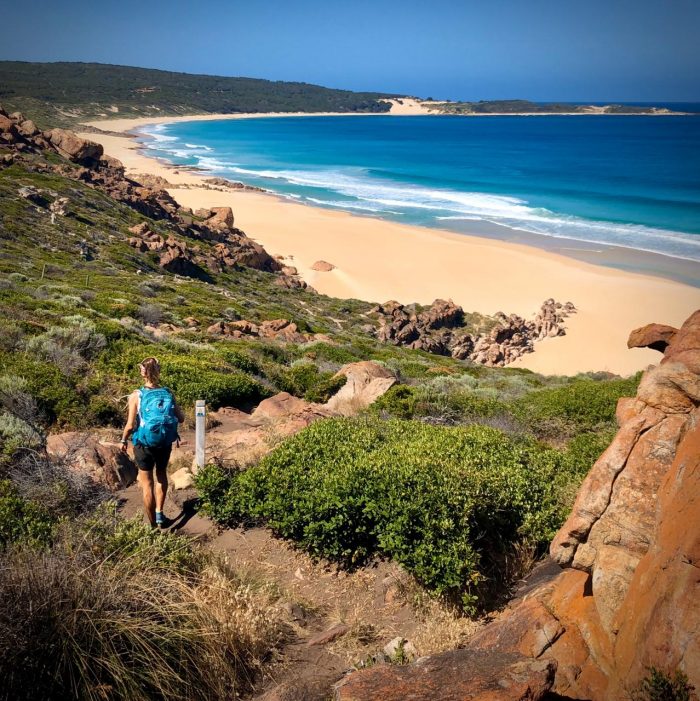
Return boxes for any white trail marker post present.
[195,400,206,471]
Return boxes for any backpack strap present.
[136,387,144,423]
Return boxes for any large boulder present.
[46,129,104,164]
[204,393,335,466]
[46,432,137,490]
[325,361,396,415]
[627,322,678,353]
[207,206,234,230]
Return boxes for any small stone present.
[383,637,418,663]
[170,467,194,490]
[307,624,350,646]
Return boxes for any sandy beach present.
[79,116,700,377]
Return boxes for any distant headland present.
[0,61,688,129]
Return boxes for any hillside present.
[0,61,399,128]
[435,98,678,115]
[0,62,679,131]
[4,106,694,700]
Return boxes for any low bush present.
[371,384,419,419]
[561,429,616,476]
[24,316,106,376]
[302,342,358,365]
[197,417,569,611]
[0,479,55,549]
[510,375,640,438]
[0,374,45,458]
[100,342,271,410]
[217,345,262,375]
[269,360,347,403]
[136,302,165,325]
[0,321,24,352]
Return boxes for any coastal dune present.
[81,122,700,377]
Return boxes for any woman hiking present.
[120,357,185,528]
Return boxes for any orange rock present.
[627,322,678,352]
[334,650,556,701]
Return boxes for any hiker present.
[120,357,185,528]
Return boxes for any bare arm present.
[120,392,139,451]
[172,394,185,424]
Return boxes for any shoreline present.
[82,104,691,134]
[78,116,700,377]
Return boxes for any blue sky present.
[1,0,698,101]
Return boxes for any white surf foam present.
[143,134,700,263]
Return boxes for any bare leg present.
[138,470,156,527]
[155,466,168,515]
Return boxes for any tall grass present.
[0,517,286,701]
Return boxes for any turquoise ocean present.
[137,108,700,280]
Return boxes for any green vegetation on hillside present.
[0,61,398,128]
[438,99,673,115]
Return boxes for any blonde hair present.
[139,357,161,384]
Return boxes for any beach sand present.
[79,119,700,377]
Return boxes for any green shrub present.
[0,356,85,427]
[510,376,640,438]
[562,430,615,476]
[302,342,358,365]
[0,479,55,548]
[634,667,694,701]
[271,361,346,403]
[86,394,122,426]
[218,346,262,375]
[371,384,419,419]
[100,342,271,410]
[0,375,45,456]
[197,417,566,610]
[0,321,24,352]
[168,368,269,408]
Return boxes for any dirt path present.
[118,483,478,700]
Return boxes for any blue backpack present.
[133,387,179,448]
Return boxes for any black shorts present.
[133,443,172,472]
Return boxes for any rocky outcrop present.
[515,310,699,697]
[126,220,281,278]
[127,223,206,277]
[373,298,575,367]
[336,309,699,700]
[46,128,104,165]
[335,650,556,701]
[46,431,137,490]
[207,318,314,343]
[311,260,336,272]
[325,361,397,415]
[627,322,678,353]
[0,107,287,280]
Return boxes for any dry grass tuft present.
[0,518,288,701]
